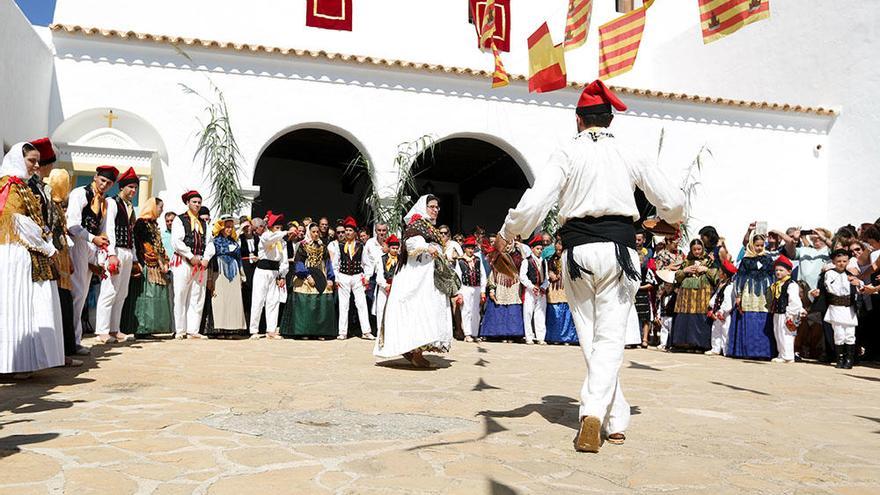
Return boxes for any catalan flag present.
[698,0,770,44]
[528,23,567,93]
[564,0,593,51]
[491,44,509,88]
[598,0,655,80]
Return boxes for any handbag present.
[433,257,462,297]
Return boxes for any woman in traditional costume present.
[0,143,64,377]
[545,238,578,345]
[122,198,172,335]
[668,239,717,351]
[206,215,247,337]
[479,248,526,342]
[727,233,776,359]
[374,195,453,367]
[46,169,81,365]
[280,223,337,338]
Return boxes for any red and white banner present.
[306,0,353,31]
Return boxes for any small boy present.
[706,259,737,356]
[654,271,677,351]
[814,249,860,369]
[770,255,806,363]
[519,235,549,344]
[454,236,487,343]
[375,235,400,330]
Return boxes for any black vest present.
[27,175,49,225]
[457,257,482,287]
[771,279,795,315]
[339,241,364,275]
[382,253,398,283]
[525,256,546,287]
[80,186,103,236]
[180,214,207,256]
[113,197,135,249]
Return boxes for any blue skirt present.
[546,303,578,344]
[669,313,712,350]
[726,311,776,359]
[479,300,524,338]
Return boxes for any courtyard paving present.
[1,336,879,494]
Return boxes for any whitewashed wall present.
[0,0,53,149]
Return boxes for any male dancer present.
[248,212,294,339]
[170,190,214,339]
[96,167,139,343]
[66,165,118,353]
[336,216,373,340]
[495,80,685,452]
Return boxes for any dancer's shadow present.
[478,395,580,430]
[375,356,455,371]
[709,381,771,396]
[0,433,60,458]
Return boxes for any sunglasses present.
[440,231,449,235]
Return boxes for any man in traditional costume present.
[454,236,486,343]
[374,234,400,331]
[520,234,550,345]
[248,212,292,339]
[494,80,685,452]
[95,167,139,343]
[336,216,374,340]
[170,190,214,339]
[66,165,118,353]
[363,222,389,332]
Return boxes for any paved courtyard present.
[1,336,879,494]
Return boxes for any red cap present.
[721,258,738,276]
[117,167,138,188]
[386,234,400,246]
[30,137,56,166]
[462,236,477,248]
[577,80,627,114]
[266,210,285,228]
[527,234,544,247]
[342,216,357,229]
[181,190,202,203]
[774,255,793,271]
[96,165,119,182]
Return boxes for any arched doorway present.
[413,136,530,236]
[253,127,370,224]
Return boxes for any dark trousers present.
[823,320,836,361]
[58,287,76,356]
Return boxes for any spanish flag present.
[528,23,567,93]
[564,0,593,52]
[699,0,770,44]
[598,0,654,80]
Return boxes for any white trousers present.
[523,289,547,342]
[96,247,133,335]
[69,239,96,345]
[710,318,731,355]
[375,287,388,330]
[832,324,856,345]
[249,268,280,334]
[172,262,207,336]
[337,273,371,337]
[772,314,796,361]
[460,285,482,338]
[563,242,639,435]
[659,316,672,348]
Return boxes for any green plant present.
[347,135,436,233]
[175,46,248,216]
[542,203,560,236]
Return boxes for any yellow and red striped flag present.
[698,0,770,44]
[598,0,655,80]
[528,22,567,93]
[491,44,509,88]
[564,0,593,51]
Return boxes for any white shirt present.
[66,186,97,243]
[171,214,216,262]
[519,254,550,291]
[363,237,385,278]
[256,230,290,277]
[327,240,341,274]
[501,130,685,240]
[103,196,136,256]
[822,269,857,326]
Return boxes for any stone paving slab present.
[1,336,879,494]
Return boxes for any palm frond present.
[679,143,713,248]
[542,204,560,236]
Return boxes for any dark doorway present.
[253,128,370,224]
[414,138,529,236]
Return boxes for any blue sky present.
[14,0,56,26]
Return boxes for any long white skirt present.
[374,254,452,358]
[625,304,642,346]
[0,244,65,373]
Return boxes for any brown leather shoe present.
[574,416,602,453]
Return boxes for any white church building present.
[1,0,876,239]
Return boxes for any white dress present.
[374,232,452,358]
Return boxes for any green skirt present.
[122,277,172,335]
[280,291,337,337]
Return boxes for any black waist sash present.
[558,215,640,282]
[256,259,280,271]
